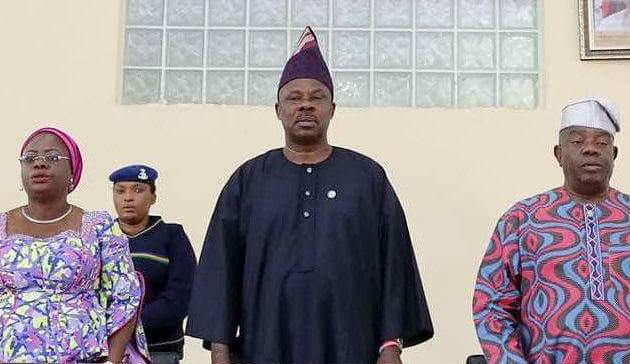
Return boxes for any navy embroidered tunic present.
[186,147,433,364]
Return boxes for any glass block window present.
[122,0,540,108]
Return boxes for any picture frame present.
[579,0,630,59]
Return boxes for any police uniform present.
[110,165,197,364]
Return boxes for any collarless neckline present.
[280,145,336,168]
[558,186,610,205]
[0,210,92,241]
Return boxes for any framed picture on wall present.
[579,0,630,59]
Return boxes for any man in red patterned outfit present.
[473,97,629,364]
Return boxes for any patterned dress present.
[0,210,150,363]
[473,187,629,364]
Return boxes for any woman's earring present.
[68,177,74,192]
[18,185,23,191]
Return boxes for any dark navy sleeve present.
[185,168,245,346]
[379,175,434,348]
[141,225,197,331]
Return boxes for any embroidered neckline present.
[583,203,605,301]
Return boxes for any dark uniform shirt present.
[126,216,196,356]
[186,147,433,364]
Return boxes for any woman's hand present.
[107,318,136,363]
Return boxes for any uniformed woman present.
[110,164,196,364]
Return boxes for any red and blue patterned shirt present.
[473,187,629,364]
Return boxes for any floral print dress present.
[0,211,151,363]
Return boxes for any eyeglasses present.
[18,154,70,166]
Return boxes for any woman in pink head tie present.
[0,127,151,364]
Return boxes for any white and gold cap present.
[560,96,620,136]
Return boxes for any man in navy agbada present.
[186,27,434,364]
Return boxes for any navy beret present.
[109,164,158,183]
